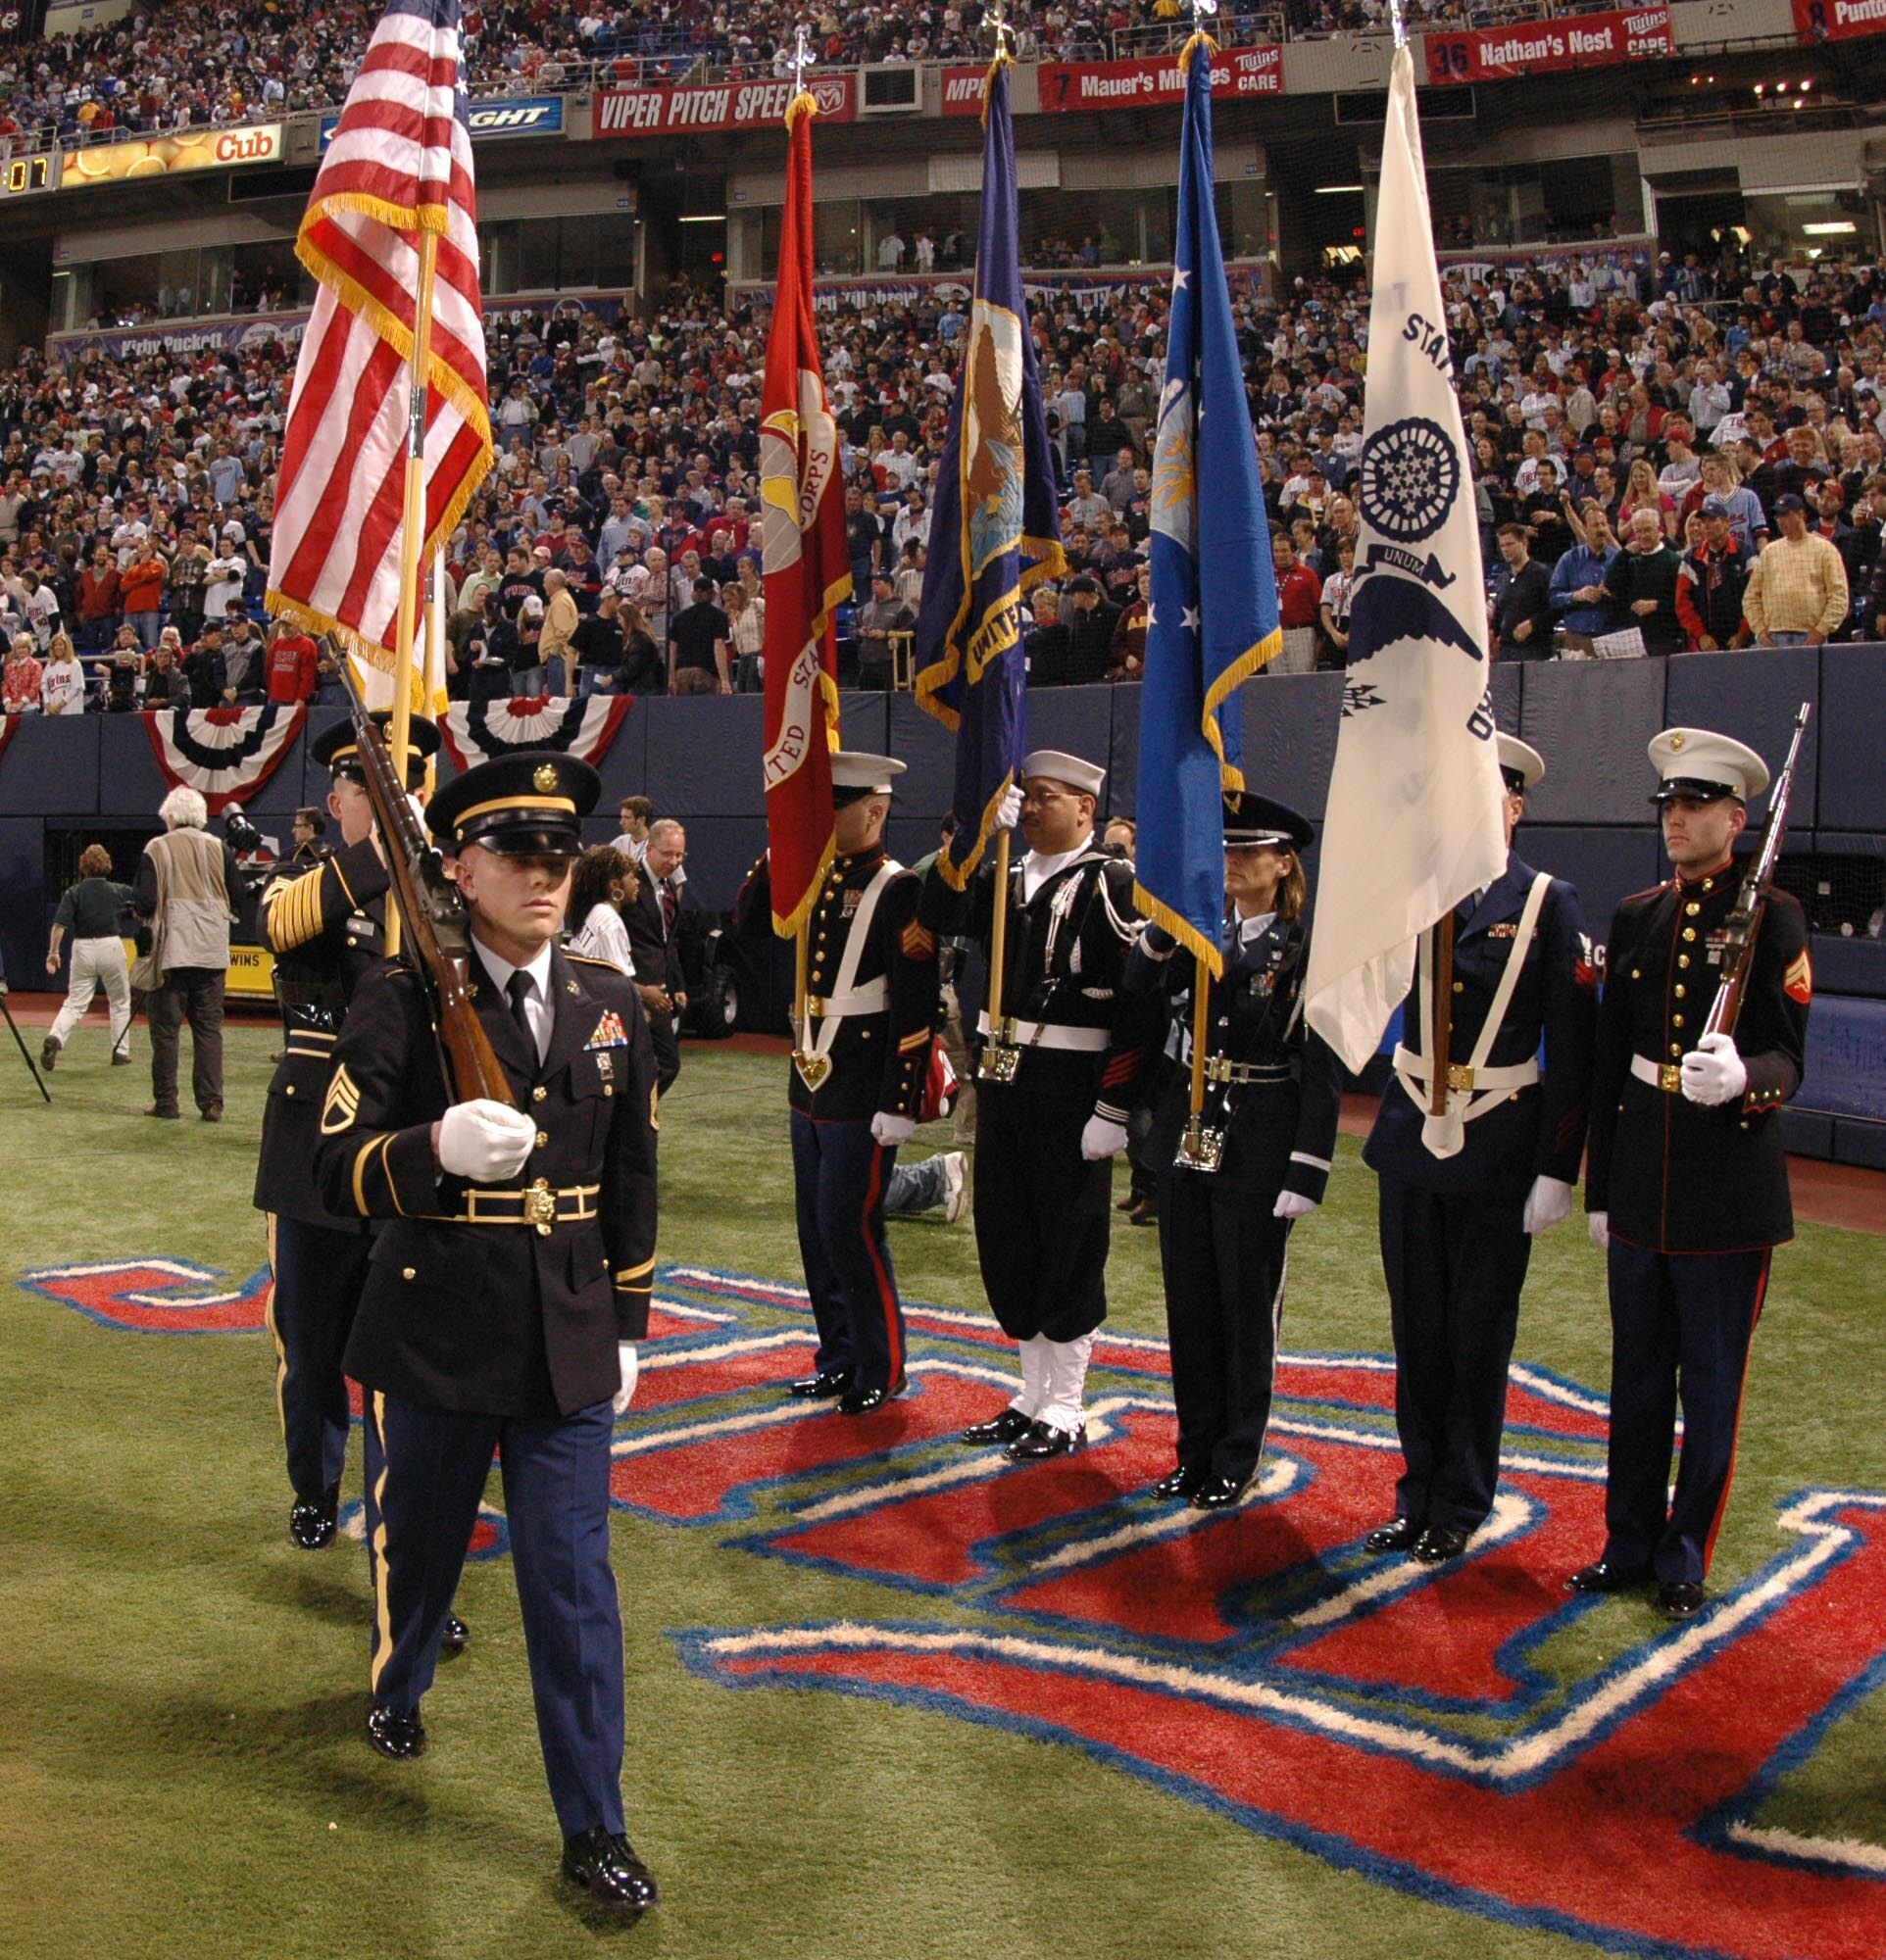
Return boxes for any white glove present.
[1680,1031,1747,1107]
[1522,1175,1574,1235]
[870,1110,917,1149]
[1080,1114,1129,1161]
[1272,1190,1318,1221]
[996,783,1024,830]
[613,1342,639,1415]
[436,1099,537,1182]
[1588,1210,1611,1252]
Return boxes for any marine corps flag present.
[1133,34,1281,978]
[760,88,850,938]
[1303,40,1507,1071]
[914,55,1066,888]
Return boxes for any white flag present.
[1303,41,1508,1076]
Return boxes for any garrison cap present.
[1496,733,1546,793]
[311,713,440,791]
[829,751,906,806]
[1647,727,1769,806]
[1020,749,1106,798]
[1222,791,1315,851]
[426,751,600,858]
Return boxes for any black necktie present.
[506,971,536,1060]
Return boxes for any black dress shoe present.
[960,1407,1033,1446]
[562,1828,658,1915]
[288,1484,340,1550]
[1005,1419,1085,1461]
[1151,1465,1207,1500]
[1659,1580,1706,1621]
[440,1613,471,1657]
[1190,1474,1250,1511]
[1411,1525,1470,1564]
[787,1369,852,1400]
[839,1375,906,1416]
[1565,1559,1649,1595]
[1365,1517,1421,1553]
[366,1702,426,1760]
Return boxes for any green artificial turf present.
[2,1025,1881,1959]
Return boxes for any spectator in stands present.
[461,588,517,702]
[1618,459,1677,545]
[4,631,42,713]
[1548,502,1620,655]
[669,576,730,696]
[1812,481,1869,611]
[571,586,627,696]
[1741,494,1850,650]
[1270,529,1322,675]
[218,614,267,704]
[73,545,122,654]
[40,632,85,715]
[852,570,913,692]
[1675,498,1754,654]
[1492,523,1553,661]
[1110,563,1151,681]
[1059,574,1118,685]
[539,566,579,695]
[1604,508,1685,657]
[264,619,320,705]
[723,579,766,694]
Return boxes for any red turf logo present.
[23,1257,272,1333]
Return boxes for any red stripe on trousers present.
[860,1143,904,1383]
[1701,1250,1771,1574]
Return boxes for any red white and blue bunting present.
[143,705,308,814]
[0,713,18,771]
[440,695,632,774]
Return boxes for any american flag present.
[266,0,491,675]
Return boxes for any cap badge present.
[533,762,560,792]
[1667,733,1686,753]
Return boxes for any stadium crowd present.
[3,243,1885,715]
[2,0,1625,150]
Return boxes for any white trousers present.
[48,936,132,1054]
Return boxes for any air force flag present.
[1302,42,1508,1072]
[1132,33,1281,978]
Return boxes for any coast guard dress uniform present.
[920,749,1158,1458]
[1364,734,1597,1564]
[748,752,939,1414]
[252,713,439,1551]
[1128,794,1343,1509]
[312,753,660,1913]
[1573,728,1812,1620]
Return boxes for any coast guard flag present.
[1134,34,1281,978]
[914,56,1066,889]
[1303,40,1507,1071]
[266,0,492,678]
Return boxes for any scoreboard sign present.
[59,122,284,188]
[3,151,58,196]
[1422,6,1672,81]
[594,74,854,136]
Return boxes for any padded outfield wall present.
[2,649,1880,1164]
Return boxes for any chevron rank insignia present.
[320,1063,360,1136]
[586,1011,629,1049]
[1784,949,1813,1004]
[901,919,936,960]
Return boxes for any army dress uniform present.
[312,754,659,1879]
[252,713,440,1549]
[1577,729,1811,1613]
[1128,795,1343,1508]
[1364,736,1597,1562]
[919,750,1159,1455]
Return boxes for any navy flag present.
[913,56,1066,889]
[1133,33,1281,978]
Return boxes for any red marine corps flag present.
[265,0,492,681]
[759,82,850,938]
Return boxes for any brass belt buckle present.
[793,1050,831,1091]
[1447,1063,1475,1093]
[979,1017,1020,1083]
[1203,1054,1233,1086]
[1659,1062,1682,1093]
[1175,1115,1224,1174]
[805,995,826,1018]
[522,1177,558,1236]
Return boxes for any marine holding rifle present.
[1571,721,1813,1623]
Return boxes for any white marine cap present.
[1496,733,1545,791]
[830,750,907,802]
[1020,749,1106,798]
[1647,727,1769,805]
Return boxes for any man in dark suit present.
[313,752,660,1916]
[1363,734,1597,1563]
[621,815,688,1095]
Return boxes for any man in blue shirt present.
[1549,500,1622,654]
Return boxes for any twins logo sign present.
[36,1255,1886,1953]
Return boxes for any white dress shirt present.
[472,936,554,1063]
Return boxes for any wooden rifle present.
[1704,701,1810,1044]
[336,655,517,1108]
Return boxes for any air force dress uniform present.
[757,753,939,1414]
[1575,729,1812,1618]
[1365,736,1597,1562]
[252,712,439,1550]
[312,754,659,1902]
[1128,795,1343,1509]
[920,750,1158,1458]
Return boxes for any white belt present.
[808,979,887,1018]
[1630,1054,1685,1093]
[978,1011,1110,1054]
[1392,1044,1540,1096]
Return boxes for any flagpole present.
[384,223,442,958]
[1428,916,1455,1116]
[1179,973,1212,1161]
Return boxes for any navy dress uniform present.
[919,750,1159,1458]
[759,754,940,1414]
[312,753,661,1913]
[1574,729,1812,1620]
[1128,795,1343,1510]
[252,712,439,1551]
[1365,735,1597,1563]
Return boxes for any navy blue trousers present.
[362,1393,625,1838]
[265,1214,372,1502]
[1379,1179,1533,1536]
[790,1111,905,1391]
[1602,1243,1770,1586]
